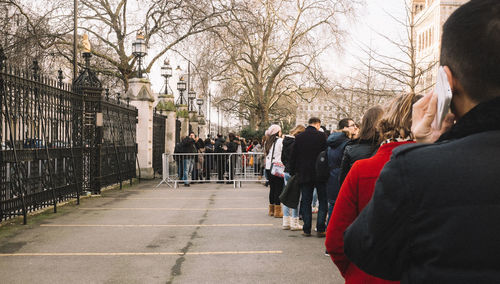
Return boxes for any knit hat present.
[266,124,281,136]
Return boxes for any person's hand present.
[411,92,455,143]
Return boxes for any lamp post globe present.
[176,77,187,105]
[188,88,196,111]
[196,98,204,115]
[161,59,172,95]
[132,32,147,78]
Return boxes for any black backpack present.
[315,148,330,182]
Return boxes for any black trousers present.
[266,170,284,205]
[217,155,226,181]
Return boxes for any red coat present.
[325,141,414,284]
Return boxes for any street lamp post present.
[176,76,187,105]
[160,59,172,95]
[132,32,147,78]
[196,98,204,115]
[188,88,196,112]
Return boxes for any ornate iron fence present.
[152,110,166,177]
[0,49,138,223]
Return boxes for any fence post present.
[73,51,103,194]
[125,77,155,179]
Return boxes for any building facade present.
[413,0,469,94]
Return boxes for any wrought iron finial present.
[105,88,110,101]
[82,52,91,69]
[57,69,64,88]
[126,97,130,106]
[32,60,40,80]
[117,93,121,104]
[160,108,163,115]
[0,46,6,69]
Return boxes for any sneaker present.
[312,206,318,214]
[316,231,326,238]
[325,250,330,256]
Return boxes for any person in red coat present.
[325,93,420,283]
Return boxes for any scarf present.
[437,96,500,142]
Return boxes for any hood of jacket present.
[327,132,349,148]
[282,135,295,147]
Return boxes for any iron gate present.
[152,109,166,177]
[0,49,138,223]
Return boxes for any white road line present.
[40,224,273,228]
[0,250,283,257]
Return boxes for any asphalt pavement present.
[0,180,344,284]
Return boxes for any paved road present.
[0,180,344,284]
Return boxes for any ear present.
[442,66,455,92]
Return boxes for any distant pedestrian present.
[289,117,327,237]
[338,106,384,185]
[264,124,284,218]
[325,118,356,228]
[281,125,305,230]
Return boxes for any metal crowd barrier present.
[156,152,266,188]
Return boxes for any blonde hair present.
[378,93,420,142]
[290,125,306,136]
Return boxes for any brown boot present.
[268,204,275,216]
[274,204,283,218]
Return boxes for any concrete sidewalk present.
[0,180,343,284]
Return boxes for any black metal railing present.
[153,109,166,177]
[0,48,138,223]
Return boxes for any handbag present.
[279,175,300,208]
[270,140,285,178]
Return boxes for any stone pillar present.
[180,117,189,138]
[190,121,199,136]
[126,77,155,179]
[177,105,189,139]
[198,115,207,139]
[165,110,176,154]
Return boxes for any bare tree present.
[207,0,357,130]
[0,0,70,71]
[358,2,437,96]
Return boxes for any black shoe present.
[184,184,190,187]
[216,181,224,184]
[316,231,326,238]
[302,231,311,237]
[325,250,330,256]
[226,181,232,184]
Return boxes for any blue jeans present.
[300,182,328,234]
[312,188,318,207]
[177,159,184,179]
[183,158,194,185]
[327,201,335,228]
[283,173,299,218]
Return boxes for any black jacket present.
[290,126,327,183]
[214,137,226,153]
[338,138,379,185]
[325,132,350,202]
[181,137,197,153]
[281,135,295,173]
[344,96,500,283]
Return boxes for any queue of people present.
[261,1,500,283]
[174,132,265,186]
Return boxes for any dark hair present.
[308,117,321,125]
[264,133,279,155]
[440,0,500,102]
[338,118,353,130]
[358,106,384,141]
